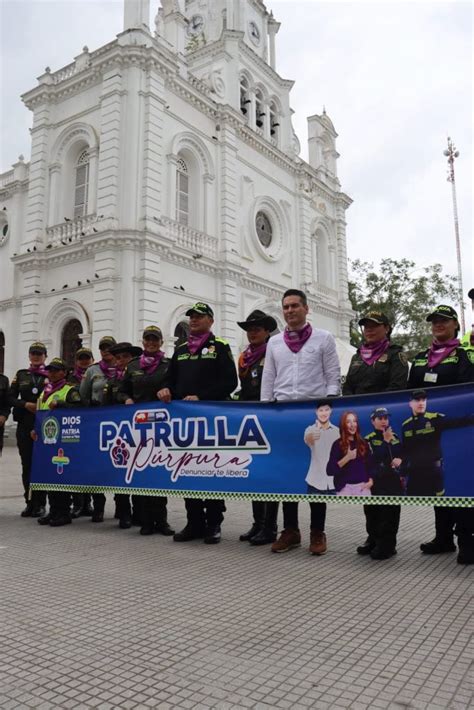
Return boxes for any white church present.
[0,0,354,376]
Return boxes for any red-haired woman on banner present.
[327,412,374,496]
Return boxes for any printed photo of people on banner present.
[31,382,474,505]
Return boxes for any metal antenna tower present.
[443,137,465,333]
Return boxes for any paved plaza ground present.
[1,444,472,710]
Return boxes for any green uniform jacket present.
[9,369,48,428]
[164,335,237,401]
[116,356,169,404]
[343,343,408,395]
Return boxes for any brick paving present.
[0,446,472,710]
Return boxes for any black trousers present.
[264,501,327,532]
[48,492,71,519]
[434,506,474,551]
[92,493,106,513]
[364,504,400,549]
[115,494,132,519]
[139,495,169,528]
[16,425,46,507]
[185,498,226,529]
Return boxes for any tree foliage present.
[348,258,459,358]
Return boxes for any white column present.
[87,146,99,215]
[47,163,61,227]
[123,0,150,30]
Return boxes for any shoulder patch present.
[215,336,229,345]
[425,412,444,419]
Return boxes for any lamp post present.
[443,137,465,333]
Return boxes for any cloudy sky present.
[1,0,472,324]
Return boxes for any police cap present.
[29,341,47,355]
[185,302,214,318]
[410,389,427,400]
[75,347,93,360]
[371,406,390,419]
[426,304,458,322]
[110,341,143,357]
[45,357,67,371]
[358,311,390,327]
[99,336,117,350]
[142,326,163,340]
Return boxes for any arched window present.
[269,101,280,139]
[0,331,4,374]
[174,321,189,349]
[176,157,189,226]
[240,76,251,117]
[61,319,83,367]
[74,150,90,218]
[255,90,265,128]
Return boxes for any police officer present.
[68,347,94,385]
[35,358,82,527]
[0,371,9,455]
[117,326,174,537]
[79,336,117,522]
[9,342,49,517]
[235,310,277,545]
[407,304,474,564]
[105,341,143,530]
[67,347,94,517]
[343,311,408,560]
[158,302,238,544]
[363,408,404,558]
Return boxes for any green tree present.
[348,258,459,359]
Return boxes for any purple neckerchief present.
[29,364,48,376]
[188,332,212,355]
[283,323,312,354]
[99,359,117,380]
[139,350,165,375]
[242,342,267,370]
[359,338,390,366]
[427,338,460,368]
[73,366,88,382]
[42,378,66,398]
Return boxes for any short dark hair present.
[282,289,307,306]
[315,399,332,410]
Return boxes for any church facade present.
[0,0,354,375]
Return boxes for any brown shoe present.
[271,528,301,553]
[309,530,327,555]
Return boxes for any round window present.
[255,211,272,248]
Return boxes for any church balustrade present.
[45,213,96,247]
[161,217,218,260]
[51,62,78,84]
[0,170,14,188]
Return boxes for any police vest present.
[37,384,75,411]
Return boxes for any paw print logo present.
[111,439,130,467]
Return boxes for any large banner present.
[31,383,474,506]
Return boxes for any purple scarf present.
[29,364,48,377]
[359,338,390,366]
[283,323,312,354]
[99,359,117,380]
[42,378,66,399]
[427,338,460,368]
[73,365,88,382]
[139,351,165,375]
[188,332,212,355]
[241,342,267,370]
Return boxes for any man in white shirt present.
[304,401,340,493]
[261,289,341,554]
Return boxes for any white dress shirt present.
[260,327,341,401]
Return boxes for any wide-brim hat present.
[237,309,277,332]
[110,342,143,357]
[426,304,458,322]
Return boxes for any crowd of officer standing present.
[1,291,473,564]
